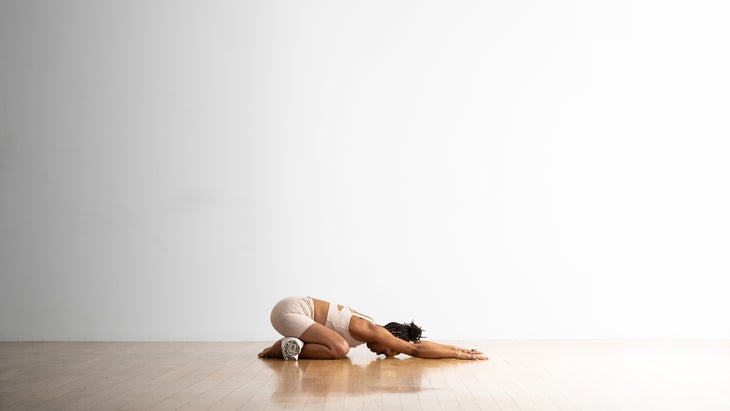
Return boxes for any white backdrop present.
[1,0,729,341]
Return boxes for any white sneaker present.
[281,337,304,360]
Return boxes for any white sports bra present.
[325,303,375,347]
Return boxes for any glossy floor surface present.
[1,340,729,410]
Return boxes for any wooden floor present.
[1,340,729,410]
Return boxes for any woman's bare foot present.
[258,339,284,358]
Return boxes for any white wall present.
[1,0,729,341]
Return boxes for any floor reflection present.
[260,355,465,400]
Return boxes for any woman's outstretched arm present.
[363,324,488,360]
[413,340,487,360]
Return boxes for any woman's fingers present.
[456,350,488,360]
[458,347,483,355]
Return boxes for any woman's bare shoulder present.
[349,316,381,341]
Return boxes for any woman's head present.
[384,321,423,343]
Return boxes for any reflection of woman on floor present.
[260,357,428,397]
[258,297,488,360]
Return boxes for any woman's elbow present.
[407,345,421,358]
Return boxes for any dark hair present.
[384,321,423,343]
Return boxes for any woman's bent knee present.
[298,323,351,358]
[331,340,350,358]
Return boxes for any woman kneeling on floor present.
[258,297,488,361]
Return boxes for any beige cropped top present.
[325,303,375,347]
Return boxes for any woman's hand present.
[455,349,488,360]
[452,345,484,355]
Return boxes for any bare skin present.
[258,298,488,361]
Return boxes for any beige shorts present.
[270,297,316,338]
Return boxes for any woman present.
[258,297,488,360]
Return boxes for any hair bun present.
[384,321,425,343]
[405,321,423,343]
